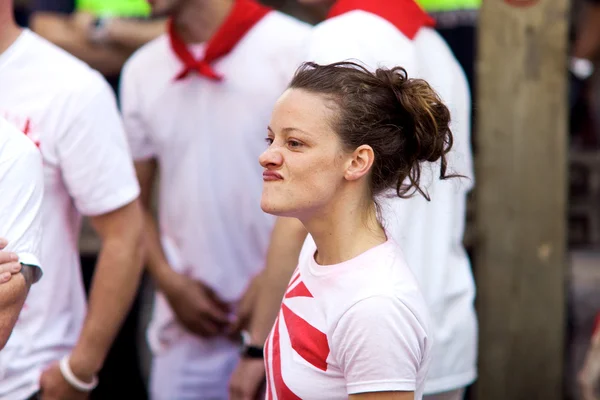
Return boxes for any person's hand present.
[39,363,89,400]
[579,329,600,400]
[229,272,263,336]
[0,238,21,284]
[164,272,231,338]
[229,358,267,400]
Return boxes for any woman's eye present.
[288,140,303,149]
[265,137,274,146]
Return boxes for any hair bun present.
[289,61,459,202]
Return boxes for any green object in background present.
[418,0,481,12]
[76,0,151,17]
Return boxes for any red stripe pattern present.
[267,274,331,398]
[271,316,302,400]
[282,303,329,371]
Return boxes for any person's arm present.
[134,159,179,294]
[0,265,38,349]
[66,199,144,378]
[573,1,600,61]
[34,77,143,396]
[0,130,44,349]
[229,217,306,400]
[104,18,167,51]
[29,12,131,76]
[245,217,307,344]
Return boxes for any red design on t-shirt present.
[168,0,272,81]
[267,276,331,398]
[1,113,41,148]
[264,331,273,400]
[21,118,40,148]
[287,272,301,289]
[327,0,435,40]
[285,281,313,299]
[282,303,329,371]
[271,316,302,400]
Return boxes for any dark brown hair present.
[289,61,458,201]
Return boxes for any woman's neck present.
[303,193,387,266]
[173,0,234,44]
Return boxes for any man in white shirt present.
[120,0,310,397]
[0,1,144,399]
[0,116,43,350]
[229,1,477,400]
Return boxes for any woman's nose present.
[259,146,283,168]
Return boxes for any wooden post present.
[475,0,569,398]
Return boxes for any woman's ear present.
[344,145,374,182]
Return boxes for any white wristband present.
[59,355,99,392]
[570,57,595,80]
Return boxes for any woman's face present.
[259,89,349,219]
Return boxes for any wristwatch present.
[89,17,112,44]
[240,330,264,359]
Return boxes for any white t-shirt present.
[0,116,43,278]
[121,11,310,353]
[265,240,431,400]
[0,30,140,399]
[303,10,477,394]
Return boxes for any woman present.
[259,61,458,400]
[229,1,476,399]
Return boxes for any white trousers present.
[424,388,466,400]
[150,332,240,400]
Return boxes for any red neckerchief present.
[327,0,435,40]
[594,312,600,336]
[168,0,272,81]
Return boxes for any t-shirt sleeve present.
[0,137,44,282]
[120,60,157,161]
[331,295,429,395]
[56,78,140,216]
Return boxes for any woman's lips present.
[263,171,283,181]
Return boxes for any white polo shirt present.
[303,10,477,394]
[0,116,43,277]
[121,12,310,353]
[0,30,140,399]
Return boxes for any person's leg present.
[424,388,466,400]
[150,332,240,400]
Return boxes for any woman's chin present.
[261,199,283,216]
[260,198,295,217]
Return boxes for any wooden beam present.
[474,0,569,398]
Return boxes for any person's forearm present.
[30,14,130,76]
[68,232,144,379]
[0,273,29,349]
[107,18,167,52]
[142,210,179,295]
[573,4,600,60]
[247,218,307,344]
